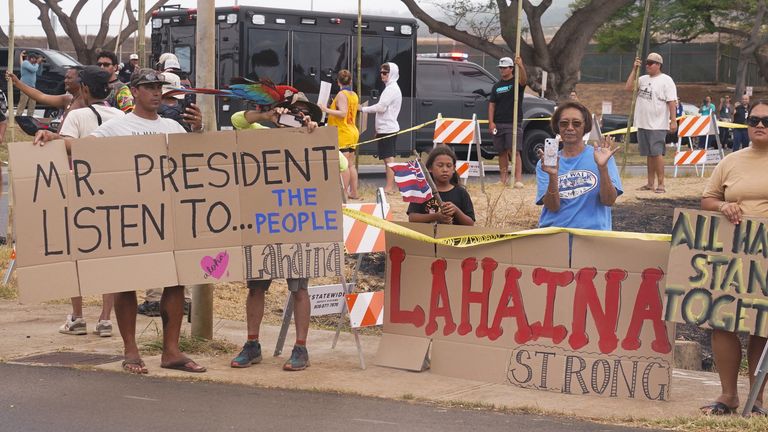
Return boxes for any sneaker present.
[93,320,112,337]
[283,345,310,371]
[230,340,262,368]
[59,315,87,335]
[137,301,161,317]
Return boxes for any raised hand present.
[593,136,620,167]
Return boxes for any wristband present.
[718,202,728,212]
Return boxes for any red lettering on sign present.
[530,268,574,344]
[488,267,533,343]
[457,257,493,338]
[425,259,457,336]
[569,268,626,354]
[388,246,425,327]
[621,268,672,354]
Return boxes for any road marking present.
[124,395,160,402]
[352,418,398,425]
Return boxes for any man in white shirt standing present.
[361,62,402,194]
[625,52,678,194]
[34,66,125,337]
[90,68,205,375]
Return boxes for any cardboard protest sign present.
[378,223,675,401]
[665,209,768,337]
[8,127,342,303]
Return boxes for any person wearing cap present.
[158,53,192,87]
[17,51,44,117]
[97,50,134,113]
[360,62,402,195]
[32,66,126,338]
[156,72,192,132]
[489,56,528,188]
[625,52,677,194]
[89,68,204,375]
[118,53,140,83]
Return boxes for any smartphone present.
[278,113,304,128]
[183,93,196,110]
[543,138,558,167]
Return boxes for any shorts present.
[492,123,523,153]
[247,278,309,292]
[638,129,667,156]
[376,133,397,159]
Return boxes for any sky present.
[0,0,417,37]
[1,0,572,38]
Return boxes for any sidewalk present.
[0,300,751,422]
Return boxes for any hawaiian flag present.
[387,160,434,203]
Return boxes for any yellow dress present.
[327,90,359,150]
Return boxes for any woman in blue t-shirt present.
[535,101,623,230]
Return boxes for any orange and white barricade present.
[674,114,724,177]
[433,113,485,184]
[342,200,391,254]
[345,291,384,328]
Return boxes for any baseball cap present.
[646,52,663,64]
[163,58,181,71]
[161,72,184,99]
[498,57,514,68]
[79,65,111,93]
[130,68,169,87]
[129,53,139,60]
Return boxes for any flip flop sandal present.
[637,184,654,191]
[751,405,768,416]
[655,186,666,194]
[122,358,148,375]
[160,358,207,373]
[700,401,735,416]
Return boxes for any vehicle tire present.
[521,128,551,174]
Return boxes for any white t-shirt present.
[90,112,187,137]
[59,105,125,138]
[634,73,677,131]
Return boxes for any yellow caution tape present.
[342,207,671,248]
[353,117,553,147]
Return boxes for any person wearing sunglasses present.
[489,56,528,188]
[625,52,678,194]
[699,101,768,416]
[360,62,402,195]
[96,50,134,113]
[536,101,622,230]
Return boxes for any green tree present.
[400,0,635,98]
[594,0,768,97]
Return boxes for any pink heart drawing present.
[200,251,229,280]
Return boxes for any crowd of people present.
[3,48,767,415]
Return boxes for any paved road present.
[0,364,659,432]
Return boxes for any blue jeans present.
[732,128,748,151]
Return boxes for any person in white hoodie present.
[361,62,402,194]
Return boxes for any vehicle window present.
[174,46,192,73]
[320,34,349,93]
[355,36,383,97]
[383,37,413,98]
[293,32,322,94]
[247,29,289,85]
[456,64,495,94]
[0,51,7,68]
[416,63,452,96]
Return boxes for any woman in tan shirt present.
[700,101,768,416]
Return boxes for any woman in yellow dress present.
[321,69,361,200]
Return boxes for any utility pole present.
[137,0,146,67]
[190,0,217,339]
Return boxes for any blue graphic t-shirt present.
[535,146,623,230]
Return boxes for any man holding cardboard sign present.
[228,102,319,372]
[88,68,204,374]
[33,66,126,338]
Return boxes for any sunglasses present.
[645,61,659,66]
[498,66,511,70]
[380,71,389,75]
[96,62,113,67]
[558,120,584,129]
[746,116,768,127]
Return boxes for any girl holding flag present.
[406,146,475,226]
